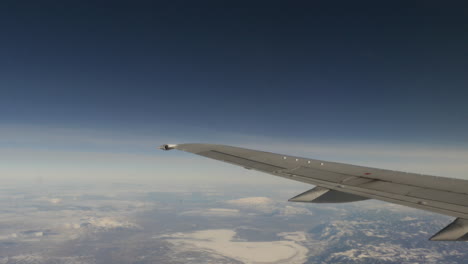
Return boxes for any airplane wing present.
[160,143,468,241]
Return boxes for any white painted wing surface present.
[160,143,468,241]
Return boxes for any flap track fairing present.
[289,186,370,203]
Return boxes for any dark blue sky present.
[1,1,468,144]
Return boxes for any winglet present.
[159,144,177,151]
[430,218,468,241]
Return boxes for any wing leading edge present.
[160,143,468,241]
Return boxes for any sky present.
[1,1,468,185]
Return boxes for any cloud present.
[225,197,276,214]
[0,254,95,264]
[82,217,140,230]
[180,208,241,217]
[225,197,313,216]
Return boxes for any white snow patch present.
[278,206,313,216]
[48,198,62,204]
[402,216,418,221]
[329,243,455,263]
[161,229,309,264]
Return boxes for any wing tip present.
[159,144,178,151]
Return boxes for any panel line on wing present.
[200,150,286,172]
